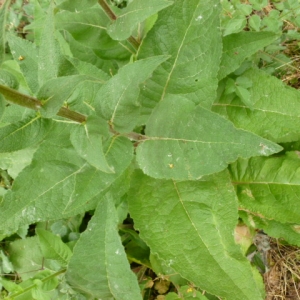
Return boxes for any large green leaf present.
[137,0,222,122]
[136,95,281,180]
[213,68,300,143]
[95,56,168,132]
[128,170,264,300]
[0,115,53,153]
[107,0,173,41]
[0,123,133,236]
[66,196,142,300]
[0,0,10,65]
[219,31,278,80]
[229,152,300,224]
[7,34,39,94]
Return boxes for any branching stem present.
[6,269,66,299]
[0,84,87,123]
[0,84,145,141]
[98,0,140,50]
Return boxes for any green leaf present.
[23,0,46,46]
[136,95,281,180]
[0,249,14,273]
[36,228,72,266]
[249,0,268,11]
[0,147,36,178]
[63,30,118,74]
[0,124,133,235]
[219,31,278,80]
[57,0,97,12]
[0,69,19,89]
[38,4,63,86]
[38,75,99,118]
[223,14,247,36]
[0,116,53,153]
[230,152,300,224]
[66,196,142,300]
[107,0,173,41]
[128,170,265,300]
[6,237,56,281]
[70,115,113,173]
[249,15,261,31]
[137,0,222,122]
[95,56,168,132]
[0,94,5,121]
[165,286,209,300]
[55,7,108,49]
[7,34,39,94]
[0,0,10,65]
[66,56,110,80]
[213,68,300,143]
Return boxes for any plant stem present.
[57,107,86,123]
[0,84,42,110]
[98,0,140,50]
[0,84,87,123]
[0,84,146,141]
[6,269,66,299]
[98,0,117,20]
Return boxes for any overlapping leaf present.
[128,170,264,300]
[66,196,142,300]
[137,0,222,123]
[94,55,168,132]
[213,68,300,142]
[38,75,100,118]
[107,0,173,41]
[55,6,129,61]
[0,115,53,153]
[230,152,300,224]
[70,115,113,173]
[219,31,278,80]
[36,229,72,266]
[136,95,281,180]
[55,7,108,49]
[240,212,300,247]
[0,123,133,236]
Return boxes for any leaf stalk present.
[0,84,87,123]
